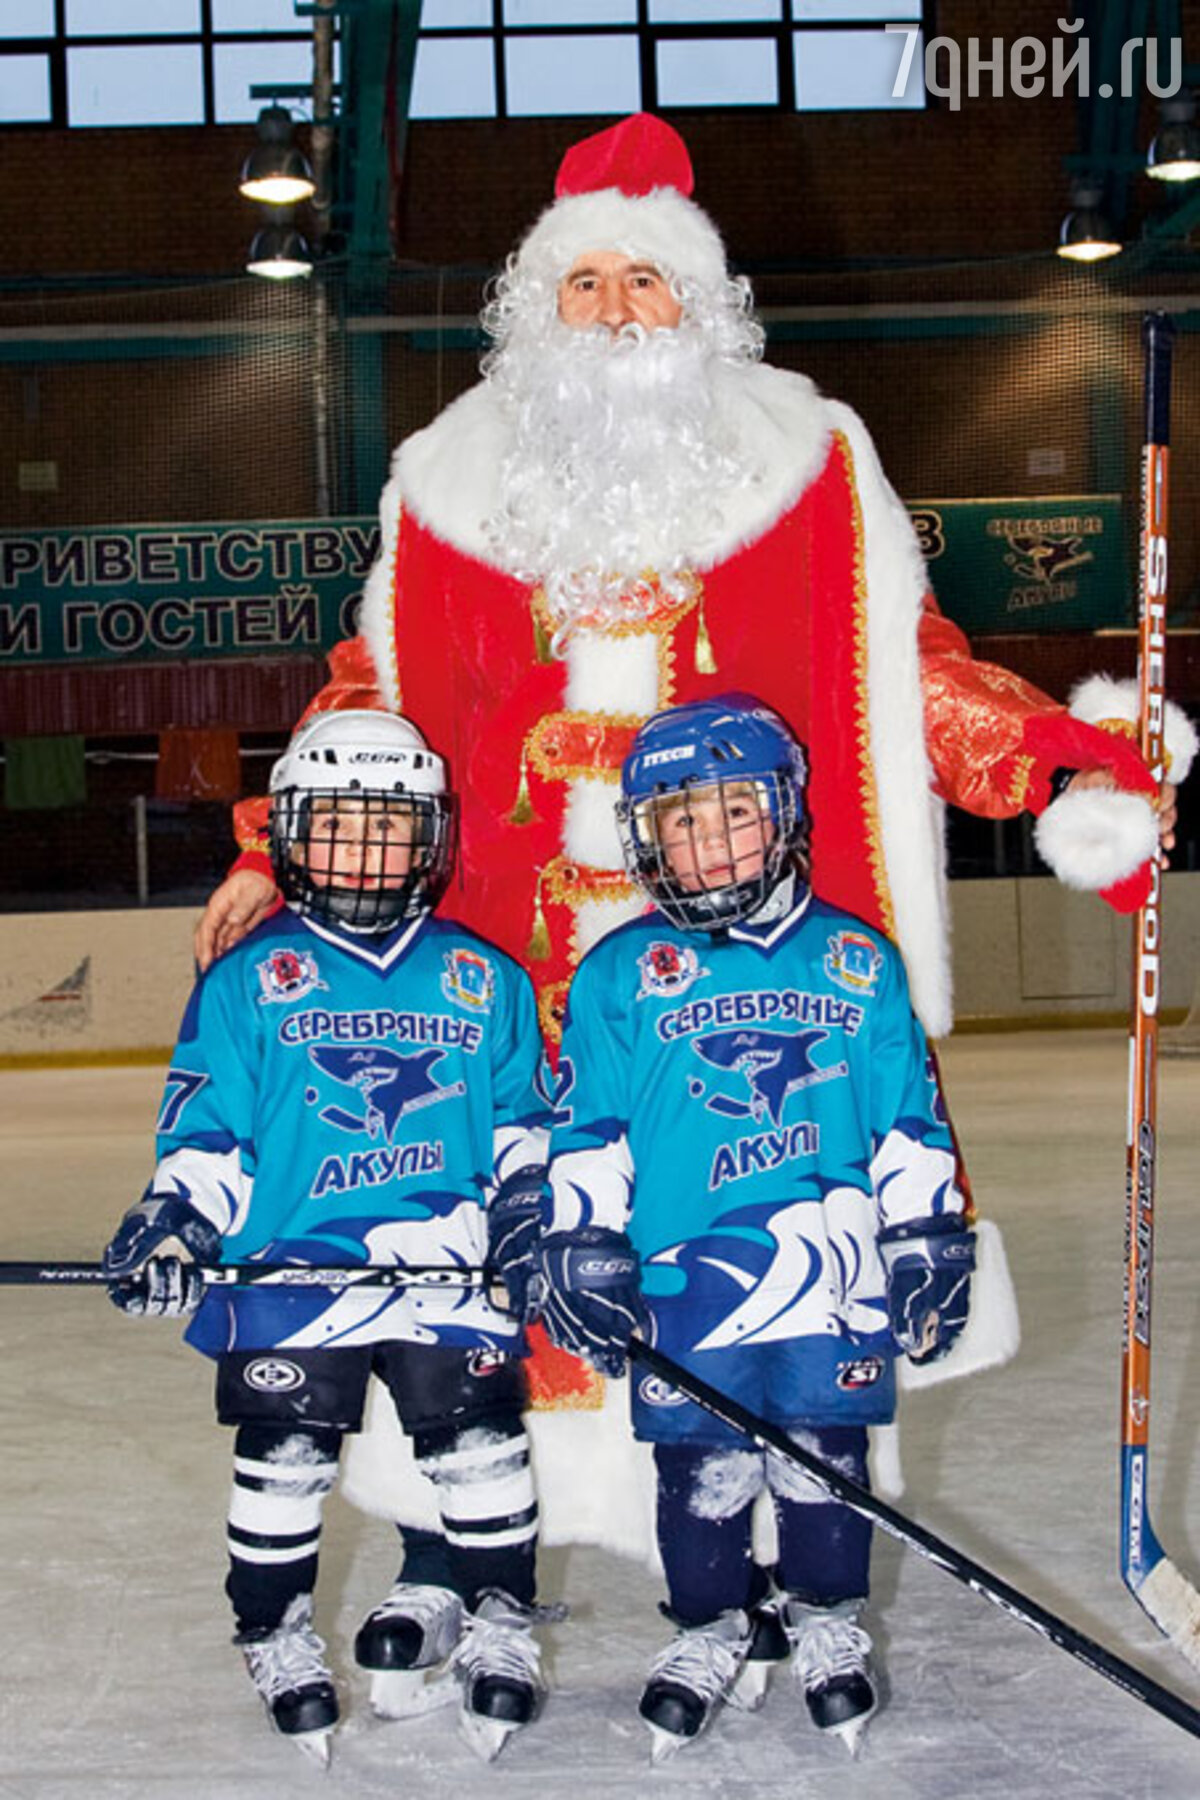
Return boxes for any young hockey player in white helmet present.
[103,709,554,1765]
[537,693,975,1761]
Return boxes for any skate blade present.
[728,1658,773,1712]
[369,1667,457,1720]
[646,1721,691,1765]
[290,1727,334,1769]
[821,1706,874,1759]
[458,1707,526,1763]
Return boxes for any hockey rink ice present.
[3,1029,1200,1800]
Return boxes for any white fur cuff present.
[1069,674,1198,784]
[1034,787,1158,891]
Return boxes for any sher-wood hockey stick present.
[1120,311,1200,1668]
[628,1337,1200,1742]
[0,1261,484,1290]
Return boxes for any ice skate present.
[449,1588,546,1762]
[353,1580,463,1719]
[237,1594,339,1766]
[729,1594,790,1712]
[638,1608,752,1763]
[784,1597,877,1755]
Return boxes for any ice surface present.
[3,1031,1200,1797]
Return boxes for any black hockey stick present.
[0,1261,484,1290]
[1119,312,1200,1670]
[628,1336,1200,1742]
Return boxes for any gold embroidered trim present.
[529,570,702,646]
[1003,753,1037,811]
[838,430,896,942]
[387,500,404,707]
[536,980,572,1046]
[1093,715,1139,742]
[524,711,643,785]
[541,856,638,909]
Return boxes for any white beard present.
[483,321,758,641]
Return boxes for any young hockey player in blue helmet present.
[536,693,975,1761]
[103,710,554,1766]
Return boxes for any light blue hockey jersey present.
[547,891,965,1428]
[142,907,550,1357]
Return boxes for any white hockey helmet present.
[269,710,456,931]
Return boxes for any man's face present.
[557,249,683,333]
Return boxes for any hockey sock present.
[653,1442,763,1626]
[416,1418,538,1609]
[395,1523,457,1591]
[225,1423,342,1634]
[768,1425,872,1603]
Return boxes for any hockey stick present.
[1120,311,1200,1668]
[628,1337,1200,1742]
[0,1261,484,1290]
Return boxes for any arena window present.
[0,1,926,128]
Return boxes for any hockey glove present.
[534,1226,649,1378]
[102,1189,221,1319]
[487,1165,546,1322]
[880,1218,975,1365]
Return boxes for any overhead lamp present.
[239,104,316,206]
[1146,93,1200,183]
[246,217,313,281]
[1056,180,1122,262]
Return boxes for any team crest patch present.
[637,940,707,1000]
[256,946,327,1004]
[243,1357,307,1394]
[835,1356,885,1392]
[442,947,495,1011]
[638,1374,688,1408]
[824,931,883,997]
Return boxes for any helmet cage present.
[618,769,800,931]
[271,786,457,932]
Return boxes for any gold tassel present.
[507,742,537,825]
[693,588,717,674]
[533,609,553,664]
[527,871,552,961]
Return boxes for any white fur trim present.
[564,777,624,868]
[516,187,728,293]
[565,629,658,714]
[575,893,647,956]
[359,464,404,711]
[867,1423,904,1500]
[1034,788,1157,890]
[1069,673,1197,785]
[827,402,952,1040]
[897,1218,1020,1391]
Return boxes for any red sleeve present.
[919,595,1067,819]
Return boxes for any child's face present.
[301,797,416,889]
[656,782,775,894]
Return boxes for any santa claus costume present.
[228,115,1191,1535]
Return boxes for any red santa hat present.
[513,112,729,293]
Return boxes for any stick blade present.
[1132,1557,1200,1674]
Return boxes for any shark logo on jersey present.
[636,941,707,1000]
[692,1027,849,1126]
[442,948,495,1012]
[824,931,883,997]
[256,946,327,1005]
[308,1044,466,1141]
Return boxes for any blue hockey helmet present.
[269,710,457,932]
[617,693,807,930]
